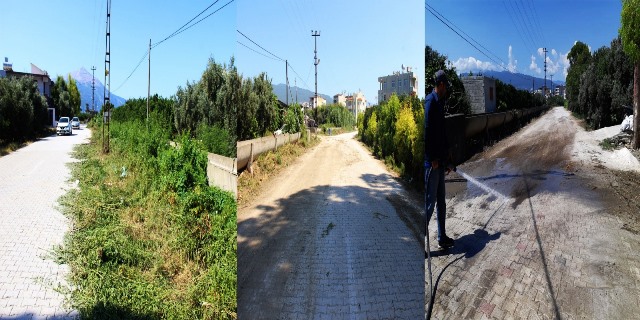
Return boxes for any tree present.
[67,75,81,116]
[425,46,471,114]
[566,41,592,114]
[620,0,640,148]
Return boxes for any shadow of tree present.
[238,173,424,319]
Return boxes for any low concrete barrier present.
[206,153,238,199]
[237,132,301,170]
[205,132,303,198]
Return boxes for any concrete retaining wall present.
[206,153,238,199]
[237,132,301,170]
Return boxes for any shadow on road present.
[238,174,424,319]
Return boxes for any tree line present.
[0,73,82,143]
[359,94,424,184]
[566,38,634,129]
[111,57,306,157]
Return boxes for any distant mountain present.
[470,70,565,92]
[69,67,126,111]
[272,83,332,105]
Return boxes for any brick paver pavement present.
[239,132,424,319]
[0,127,90,319]
[426,108,640,319]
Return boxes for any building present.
[309,96,326,108]
[0,59,52,99]
[377,67,418,103]
[334,91,367,113]
[461,75,496,114]
[346,91,367,114]
[554,85,566,99]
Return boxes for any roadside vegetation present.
[306,103,356,134]
[566,37,634,130]
[237,130,319,206]
[0,76,52,153]
[359,94,424,187]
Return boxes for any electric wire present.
[236,29,285,62]
[152,0,221,48]
[237,40,280,61]
[113,50,148,93]
[153,0,234,49]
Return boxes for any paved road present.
[426,108,640,319]
[0,127,90,319]
[238,132,424,319]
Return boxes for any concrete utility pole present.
[312,30,320,109]
[295,78,298,104]
[103,0,111,153]
[543,47,548,98]
[550,74,554,96]
[286,59,289,105]
[147,38,151,126]
[91,66,96,112]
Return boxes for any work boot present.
[438,235,455,249]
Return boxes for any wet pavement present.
[426,108,640,319]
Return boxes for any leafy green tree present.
[566,41,592,114]
[68,74,81,116]
[0,77,47,142]
[425,46,471,114]
[620,0,640,148]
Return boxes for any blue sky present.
[426,0,623,83]
[1,1,236,99]
[236,0,424,105]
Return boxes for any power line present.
[153,0,234,49]
[426,4,531,81]
[427,3,507,67]
[236,29,284,61]
[153,0,220,47]
[237,40,280,61]
[112,50,148,93]
[288,64,311,90]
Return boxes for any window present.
[489,87,494,101]
[404,79,408,88]
[392,80,395,88]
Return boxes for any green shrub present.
[196,123,234,157]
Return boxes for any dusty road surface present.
[238,132,424,319]
[0,126,90,318]
[427,107,640,319]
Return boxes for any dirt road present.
[428,107,640,319]
[238,132,424,319]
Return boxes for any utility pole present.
[103,0,111,153]
[550,74,554,96]
[543,47,548,99]
[91,66,96,112]
[295,78,298,104]
[285,59,289,105]
[147,39,151,126]
[312,30,320,112]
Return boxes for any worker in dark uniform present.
[424,70,454,249]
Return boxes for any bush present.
[196,123,235,157]
[0,76,48,142]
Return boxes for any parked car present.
[56,117,72,135]
[71,117,80,129]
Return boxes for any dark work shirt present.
[424,90,449,165]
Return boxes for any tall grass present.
[59,117,237,319]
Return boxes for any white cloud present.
[529,48,571,81]
[451,56,499,73]
[507,45,517,72]
[530,55,541,74]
